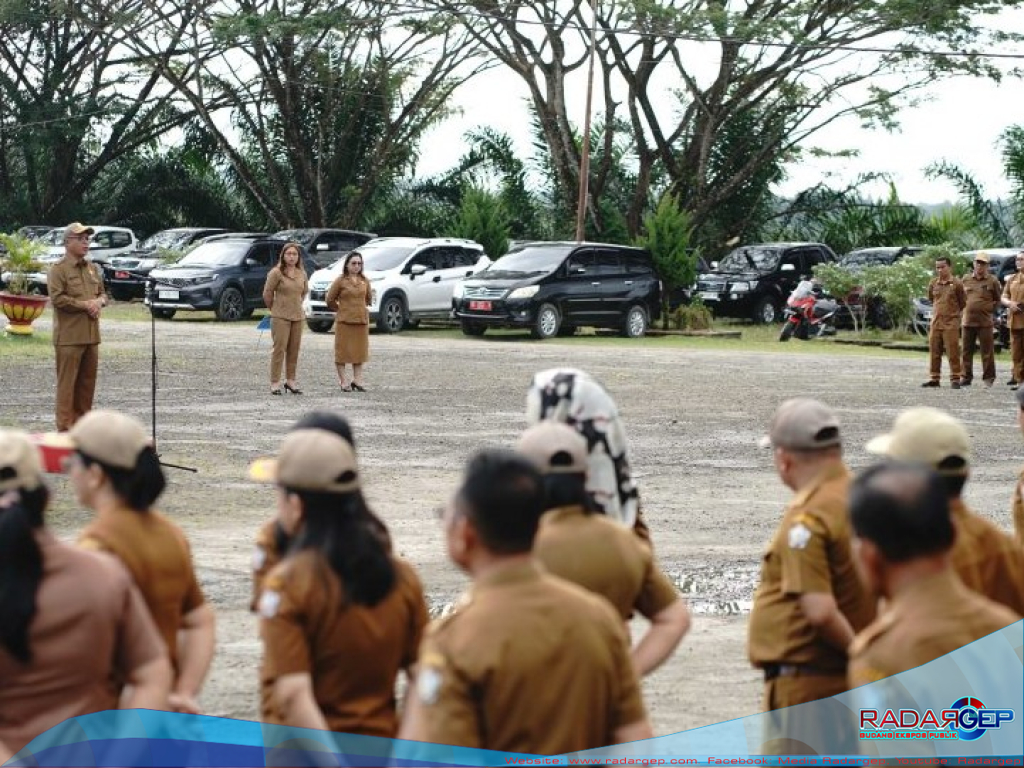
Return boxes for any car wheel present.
[150,308,176,320]
[531,303,561,339]
[461,320,487,337]
[621,305,648,338]
[215,286,245,321]
[307,320,332,333]
[751,297,778,324]
[376,294,406,333]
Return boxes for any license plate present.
[158,289,179,300]
[469,300,492,311]
[115,271,130,279]
[699,291,719,301]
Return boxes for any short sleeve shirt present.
[948,499,1024,616]
[1013,467,1024,546]
[251,519,286,613]
[961,273,1002,327]
[48,257,105,345]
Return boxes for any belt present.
[762,663,843,681]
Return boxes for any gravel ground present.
[2,312,1021,737]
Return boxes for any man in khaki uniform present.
[960,252,1002,387]
[399,449,652,754]
[516,420,691,676]
[1000,250,1024,388]
[923,256,966,388]
[866,406,1024,615]
[846,461,1020,691]
[48,222,107,430]
[748,398,876,754]
[1013,386,1024,545]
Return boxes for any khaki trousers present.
[270,318,303,382]
[760,673,855,755]
[928,325,961,382]
[1011,329,1024,383]
[961,325,996,384]
[55,344,99,431]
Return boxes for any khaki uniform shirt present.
[927,276,966,331]
[848,570,1020,687]
[48,256,105,346]
[79,506,206,667]
[1013,467,1024,546]
[0,532,166,755]
[961,273,1002,328]
[748,464,876,670]
[259,552,428,738]
[533,504,678,620]
[251,519,287,613]
[326,275,372,325]
[1002,273,1024,331]
[263,266,308,322]
[411,560,646,754]
[948,498,1024,616]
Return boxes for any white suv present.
[303,237,490,333]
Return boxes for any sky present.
[416,19,1023,207]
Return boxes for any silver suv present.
[303,237,490,333]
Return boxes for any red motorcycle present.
[779,281,839,341]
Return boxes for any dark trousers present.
[55,344,99,431]
[961,326,996,383]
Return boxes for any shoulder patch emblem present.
[252,545,267,571]
[258,589,281,618]
[788,522,812,550]
[417,666,443,705]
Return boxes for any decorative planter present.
[0,292,49,335]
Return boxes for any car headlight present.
[729,281,752,293]
[507,286,539,300]
[453,282,466,299]
[312,282,329,292]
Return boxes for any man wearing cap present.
[960,252,1002,387]
[1000,250,1024,389]
[866,406,1024,615]
[516,421,691,676]
[48,222,107,431]
[1012,386,1024,544]
[846,462,1020,693]
[923,256,966,389]
[399,449,652,753]
[748,398,875,753]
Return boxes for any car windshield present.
[39,229,65,246]
[140,230,193,251]
[358,245,416,272]
[717,247,780,273]
[840,251,895,269]
[274,229,316,245]
[174,241,249,267]
[487,246,570,274]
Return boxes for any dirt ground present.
[2,311,1022,739]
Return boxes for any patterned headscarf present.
[525,368,639,528]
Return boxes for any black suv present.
[272,228,377,269]
[452,241,661,339]
[146,237,316,320]
[106,227,230,300]
[696,242,837,323]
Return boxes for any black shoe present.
[960,380,972,387]
[951,381,961,389]
[1008,379,1018,386]
[271,388,282,396]
[921,380,940,388]
[351,383,367,392]
[284,383,302,394]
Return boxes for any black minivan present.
[451,241,661,339]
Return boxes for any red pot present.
[0,292,49,335]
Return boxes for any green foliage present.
[636,192,699,329]
[667,301,714,331]
[812,260,866,331]
[0,232,47,295]
[452,188,511,259]
[858,245,967,333]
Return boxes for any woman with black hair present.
[57,409,216,716]
[251,429,427,736]
[0,429,170,762]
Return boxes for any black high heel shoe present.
[284,383,303,394]
[271,388,283,396]
[351,383,367,392]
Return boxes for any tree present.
[635,192,697,327]
[453,187,510,259]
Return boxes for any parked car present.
[831,246,926,329]
[695,242,837,323]
[16,225,55,241]
[21,226,139,294]
[452,241,662,339]
[146,237,316,320]
[106,227,230,300]
[272,228,377,269]
[303,237,489,333]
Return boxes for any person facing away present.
[1011,385,1024,544]
[515,420,691,676]
[922,256,966,389]
[48,409,215,715]
[398,449,653,754]
[865,406,1024,616]
[252,429,427,737]
[0,429,171,763]
[846,461,1020,690]
[747,398,876,753]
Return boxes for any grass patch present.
[0,330,53,359]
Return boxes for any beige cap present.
[865,407,970,474]
[974,252,990,263]
[249,429,359,492]
[760,398,841,450]
[0,429,44,492]
[516,421,589,474]
[64,222,95,238]
[42,410,151,469]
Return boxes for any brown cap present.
[760,398,842,450]
[865,407,970,474]
[516,421,589,475]
[0,429,44,492]
[64,222,95,239]
[974,252,990,264]
[43,410,152,469]
[249,429,359,492]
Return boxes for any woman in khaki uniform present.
[0,429,170,762]
[262,242,309,395]
[326,251,372,392]
[55,409,216,716]
[250,429,427,737]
